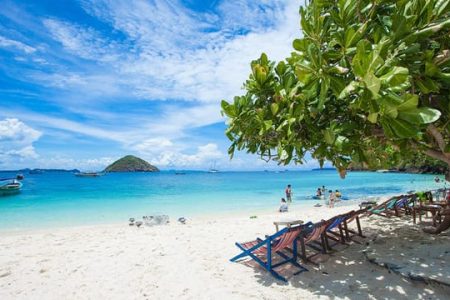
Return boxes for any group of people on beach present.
[278,184,344,212]
[316,186,341,208]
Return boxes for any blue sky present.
[0,0,319,171]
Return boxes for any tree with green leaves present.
[221,0,450,179]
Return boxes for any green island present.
[104,155,159,172]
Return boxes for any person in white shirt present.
[279,198,288,212]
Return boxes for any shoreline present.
[0,197,378,234]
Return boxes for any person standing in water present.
[285,184,292,203]
[328,190,336,208]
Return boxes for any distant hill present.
[0,168,79,173]
[104,155,159,172]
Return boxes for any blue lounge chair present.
[342,209,366,243]
[230,223,312,282]
[325,212,353,248]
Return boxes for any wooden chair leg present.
[343,221,350,240]
[356,217,364,237]
[299,238,307,263]
[322,234,331,252]
[338,224,345,243]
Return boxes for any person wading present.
[285,184,292,203]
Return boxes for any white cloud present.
[0,36,36,54]
[0,118,42,165]
[148,143,223,168]
[130,137,174,153]
[7,112,125,143]
[43,19,121,62]
[33,156,115,171]
[38,0,301,103]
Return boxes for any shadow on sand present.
[236,217,450,299]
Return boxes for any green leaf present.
[363,72,381,97]
[384,106,398,119]
[339,81,359,99]
[389,118,418,138]
[260,53,268,65]
[264,120,273,130]
[318,77,329,111]
[323,129,335,144]
[352,40,369,77]
[270,103,279,115]
[276,61,286,76]
[396,94,418,111]
[425,62,439,77]
[379,67,409,87]
[380,118,396,138]
[416,78,440,93]
[368,113,378,123]
[293,39,306,51]
[398,108,441,124]
[221,100,236,117]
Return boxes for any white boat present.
[208,161,219,173]
[0,179,22,195]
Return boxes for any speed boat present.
[0,178,22,195]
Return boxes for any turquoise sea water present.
[0,170,445,230]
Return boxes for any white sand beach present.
[1,203,449,300]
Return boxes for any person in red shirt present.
[285,184,292,203]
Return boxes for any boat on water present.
[0,178,23,195]
[75,172,105,177]
[208,161,219,173]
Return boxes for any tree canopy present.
[221,0,450,179]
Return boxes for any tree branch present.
[425,149,450,165]
[426,124,448,155]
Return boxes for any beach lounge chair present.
[230,223,311,282]
[342,209,366,243]
[365,197,400,217]
[391,196,413,217]
[297,220,330,264]
[423,208,450,234]
[325,212,353,248]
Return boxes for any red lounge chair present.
[297,220,330,264]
